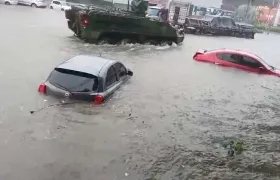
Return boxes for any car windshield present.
[254,55,274,70]
[148,8,160,16]
[48,68,98,92]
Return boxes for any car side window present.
[217,53,241,64]
[54,1,61,5]
[105,66,117,88]
[241,56,262,68]
[114,63,127,79]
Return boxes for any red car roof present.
[206,48,272,69]
[210,49,261,60]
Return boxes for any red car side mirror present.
[258,67,266,73]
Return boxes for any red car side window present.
[216,53,240,64]
[240,56,262,69]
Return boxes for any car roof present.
[56,55,115,76]
[210,49,261,60]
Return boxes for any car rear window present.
[48,68,98,92]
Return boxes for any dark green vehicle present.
[65,1,184,45]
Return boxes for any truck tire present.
[31,3,37,8]
[251,33,255,39]
[97,37,111,45]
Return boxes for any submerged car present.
[193,49,280,77]
[38,55,133,104]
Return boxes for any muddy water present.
[0,5,280,180]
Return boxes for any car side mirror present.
[258,67,265,72]
[127,69,133,76]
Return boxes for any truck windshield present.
[48,68,98,92]
[148,8,160,16]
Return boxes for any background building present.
[222,0,277,10]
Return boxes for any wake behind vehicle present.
[64,0,184,45]
[38,55,133,104]
[184,15,256,39]
[193,49,280,77]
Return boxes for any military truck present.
[184,15,256,39]
[65,0,184,45]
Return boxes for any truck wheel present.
[50,6,53,9]
[159,41,168,46]
[146,40,158,45]
[61,8,64,11]
[120,39,131,45]
[31,3,37,8]
[159,41,172,46]
[251,33,255,39]
[5,1,11,5]
[97,37,111,45]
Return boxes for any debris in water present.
[261,85,272,90]
[30,102,78,115]
[223,140,245,157]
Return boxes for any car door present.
[114,62,128,83]
[104,65,118,99]
[215,53,243,68]
[23,0,32,5]
[239,55,265,73]
[216,53,263,73]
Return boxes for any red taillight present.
[38,83,46,94]
[83,19,88,24]
[94,95,104,104]
[81,16,89,28]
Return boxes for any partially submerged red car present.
[193,48,280,77]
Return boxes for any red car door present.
[215,53,244,68]
[215,53,264,74]
[238,55,264,73]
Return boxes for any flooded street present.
[1,5,280,180]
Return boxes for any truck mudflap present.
[67,20,74,30]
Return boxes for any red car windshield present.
[253,55,274,70]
